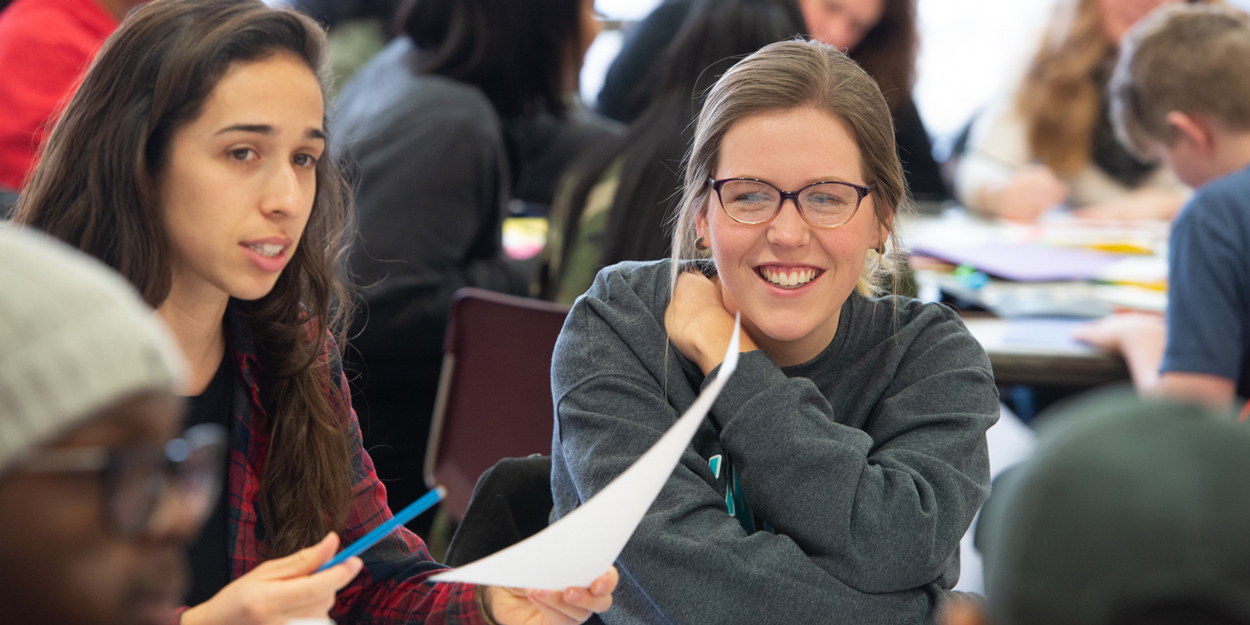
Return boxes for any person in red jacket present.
[0,0,146,197]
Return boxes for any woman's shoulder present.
[554,260,677,387]
[575,259,674,312]
[849,295,990,370]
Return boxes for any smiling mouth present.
[758,266,822,289]
[246,243,285,258]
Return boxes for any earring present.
[695,236,710,251]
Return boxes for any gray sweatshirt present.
[551,260,999,624]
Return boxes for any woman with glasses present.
[0,226,222,625]
[13,0,615,623]
[550,40,998,622]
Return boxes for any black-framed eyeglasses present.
[708,177,876,229]
[17,423,226,537]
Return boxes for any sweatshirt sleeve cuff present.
[700,350,790,428]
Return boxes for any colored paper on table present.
[911,241,1122,282]
[431,316,743,590]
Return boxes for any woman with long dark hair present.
[333,0,613,520]
[14,0,615,622]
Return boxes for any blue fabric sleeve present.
[1161,178,1250,383]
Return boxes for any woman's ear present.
[876,210,893,252]
[695,205,710,242]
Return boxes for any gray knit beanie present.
[0,225,186,473]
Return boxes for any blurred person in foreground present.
[960,389,1250,625]
[0,225,221,625]
[1075,4,1250,409]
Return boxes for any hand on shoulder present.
[664,270,758,375]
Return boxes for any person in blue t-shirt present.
[1075,4,1250,409]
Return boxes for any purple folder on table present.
[911,240,1121,282]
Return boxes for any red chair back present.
[424,288,571,519]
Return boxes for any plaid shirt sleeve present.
[324,335,488,625]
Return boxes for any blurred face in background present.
[798,0,885,51]
[1097,0,1183,43]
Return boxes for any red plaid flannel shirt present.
[174,308,487,624]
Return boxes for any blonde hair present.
[668,39,908,299]
[1110,4,1250,156]
[1017,0,1214,176]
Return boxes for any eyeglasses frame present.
[16,423,227,537]
[708,177,877,229]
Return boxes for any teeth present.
[759,267,817,288]
[248,243,283,258]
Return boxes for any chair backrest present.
[425,288,571,519]
[444,455,554,567]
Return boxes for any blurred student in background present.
[0,0,148,214]
[1074,4,1250,409]
[333,0,616,524]
[0,226,218,625]
[974,391,1250,625]
[14,0,617,621]
[597,0,947,202]
[955,0,1211,222]
[539,0,806,303]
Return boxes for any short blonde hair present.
[1110,4,1250,156]
[669,39,908,298]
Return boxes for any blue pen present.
[317,486,447,572]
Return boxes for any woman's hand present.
[180,533,362,625]
[483,568,619,625]
[980,164,1068,223]
[664,270,758,375]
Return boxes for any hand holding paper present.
[432,314,743,590]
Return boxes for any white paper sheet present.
[431,315,742,590]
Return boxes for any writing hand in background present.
[1071,187,1185,221]
[981,164,1069,223]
